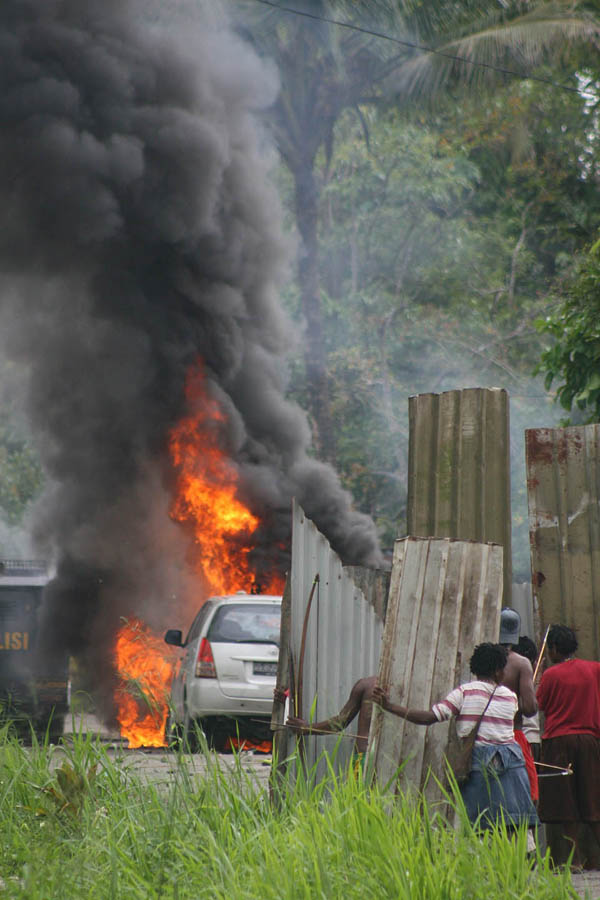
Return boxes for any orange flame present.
[168,361,284,595]
[113,361,285,747]
[114,618,176,748]
[225,736,272,754]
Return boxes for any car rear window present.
[208,604,281,644]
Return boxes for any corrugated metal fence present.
[526,425,600,660]
[526,425,600,867]
[407,388,512,604]
[272,500,387,780]
[511,582,535,642]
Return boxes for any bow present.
[533,625,550,683]
[535,760,573,778]
[293,573,319,769]
[295,573,319,720]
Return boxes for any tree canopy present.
[0,360,43,539]
[537,237,600,421]
[260,6,600,572]
[234,0,600,462]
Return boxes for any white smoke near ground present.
[0,0,381,718]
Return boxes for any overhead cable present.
[250,0,585,95]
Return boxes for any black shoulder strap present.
[473,686,497,738]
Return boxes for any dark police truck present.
[0,559,69,739]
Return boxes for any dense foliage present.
[232,2,599,573]
[537,238,600,421]
[0,416,42,527]
[274,65,600,571]
[0,360,43,547]
[0,729,579,898]
[235,0,600,462]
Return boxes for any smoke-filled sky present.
[0,0,382,711]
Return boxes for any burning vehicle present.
[0,559,69,740]
[0,2,381,748]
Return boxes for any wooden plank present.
[368,537,503,803]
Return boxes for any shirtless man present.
[499,607,538,802]
[285,675,376,754]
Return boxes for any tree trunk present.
[293,159,334,461]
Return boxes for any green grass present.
[0,725,579,899]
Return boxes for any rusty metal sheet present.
[367,537,503,802]
[407,387,512,604]
[526,425,600,661]
[272,500,386,779]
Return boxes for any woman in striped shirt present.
[373,642,539,834]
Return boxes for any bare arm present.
[517,657,537,718]
[372,686,437,725]
[286,680,364,735]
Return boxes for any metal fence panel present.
[511,582,535,643]
[407,387,512,604]
[274,500,386,778]
[526,425,600,661]
[368,537,503,803]
[526,425,600,866]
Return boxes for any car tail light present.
[195,638,216,678]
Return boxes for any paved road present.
[571,870,600,899]
[56,712,272,788]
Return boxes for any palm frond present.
[395,6,600,100]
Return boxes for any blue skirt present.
[461,742,539,831]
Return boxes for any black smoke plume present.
[0,0,381,718]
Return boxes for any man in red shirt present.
[537,624,600,868]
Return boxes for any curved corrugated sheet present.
[526,425,600,661]
[273,500,385,780]
[407,388,511,604]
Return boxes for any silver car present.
[164,593,281,749]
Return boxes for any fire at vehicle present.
[0,1,380,754]
[114,618,178,748]
[113,362,285,748]
[168,362,285,597]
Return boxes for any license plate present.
[253,661,278,676]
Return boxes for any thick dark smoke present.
[0,0,381,716]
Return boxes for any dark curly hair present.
[469,642,508,679]
[516,635,537,666]
[548,625,578,657]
